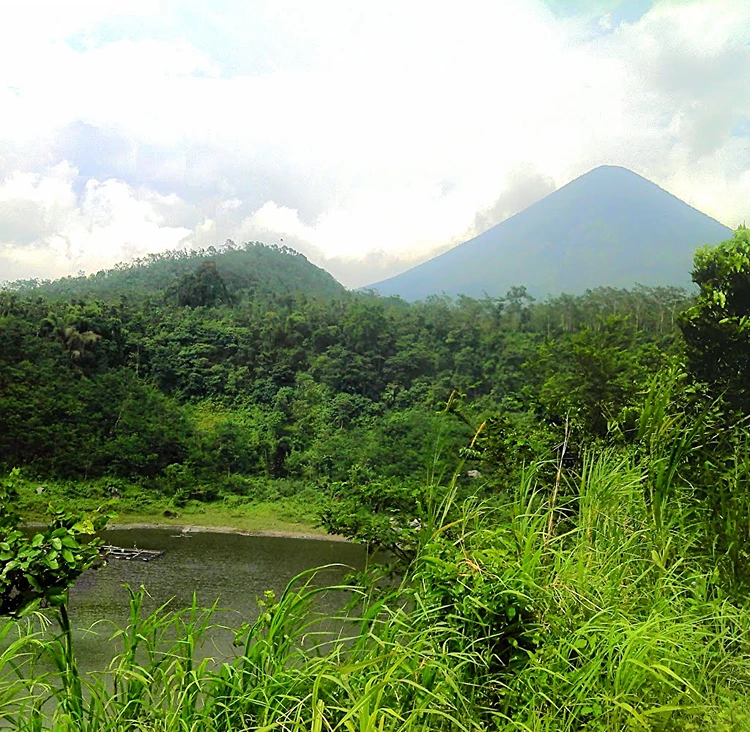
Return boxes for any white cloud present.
[0,164,78,246]
[0,0,748,286]
[0,164,191,281]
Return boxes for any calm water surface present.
[65,528,369,669]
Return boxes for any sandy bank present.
[103,521,351,542]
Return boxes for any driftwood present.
[101,545,165,562]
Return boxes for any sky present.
[0,0,748,288]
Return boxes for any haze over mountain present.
[367,166,735,301]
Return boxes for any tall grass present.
[497,452,750,730]
[3,440,750,730]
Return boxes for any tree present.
[679,227,750,413]
[530,315,660,435]
[174,261,230,308]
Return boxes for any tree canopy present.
[680,227,750,413]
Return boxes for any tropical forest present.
[3,227,750,730]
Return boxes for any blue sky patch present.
[543,0,653,26]
[731,118,750,138]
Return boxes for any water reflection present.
[65,529,368,669]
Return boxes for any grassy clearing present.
[16,476,327,537]
[108,501,331,536]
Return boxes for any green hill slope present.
[5,241,346,302]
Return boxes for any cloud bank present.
[0,0,748,287]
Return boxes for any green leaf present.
[44,555,59,570]
[72,520,95,534]
[46,591,67,606]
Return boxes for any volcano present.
[367,166,734,300]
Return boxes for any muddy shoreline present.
[106,521,350,542]
[25,520,349,543]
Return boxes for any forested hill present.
[4,241,346,303]
[10,228,750,558]
[0,260,692,486]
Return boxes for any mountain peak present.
[559,165,670,195]
[367,167,732,301]
[590,164,637,174]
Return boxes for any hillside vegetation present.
[1,240,690,519]
[3,230,750,729]
[4,240,345,303]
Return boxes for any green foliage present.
[320,474,425,562]
[461,412,557,487]
[8,240,346,303]
[5,234,750,728]
[0,469,108,618]
[1,258,688,493]
[529,315,664,435]
[680,227,750,414]
[172,260,231,308]
[3,442,750,729]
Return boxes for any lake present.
[63,528,370,669]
